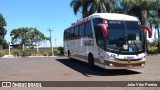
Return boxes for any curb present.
[0,55,60,58]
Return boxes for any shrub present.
[48,51,53,56]
[21,49,33,56]
[53,49,59,55]
[12,50,21,56]
[0,50,6,57]
[58,47,64,55]
[148,46,158,54]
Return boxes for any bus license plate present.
[126,57,134,60]
[127,65,132,68]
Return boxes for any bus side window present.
[68,29,71,39]
[75,26,79,37]
[86,21,93,38]
[64,31,67,39]
[71,28,75,38]
[79,24,85,37]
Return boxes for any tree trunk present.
[82,11,88,18]
[141,10,148,53]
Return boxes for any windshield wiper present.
[132,40,139,55]
[118,37,127,56]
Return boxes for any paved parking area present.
[0,56,160,90]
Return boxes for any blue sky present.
[0,0,80,47]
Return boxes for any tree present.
[153,17,160,53]
[29,28,49,48]
[70,0,114,18]
[70,0,92,18]
[89,0,114,14]
[10,27,49,48]
[0,13,8,49]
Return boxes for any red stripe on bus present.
[64,36,88,41]
[65,18,87,31]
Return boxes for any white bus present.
[64,13,152,69]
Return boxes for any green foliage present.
[21,49,33,56]
[0,50,6,57]
[148,40,159,54]
[1,47,64,57]
[0,13,8,49]
[70,0,114,18]
[10,27,49,48]
[53,50,58,55]
[58,47,64,55]
[12,50,21,56]
[48,51,53,56]
[148,46,158,54]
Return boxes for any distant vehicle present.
[63,13,152,69]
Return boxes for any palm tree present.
[89,0,114,14]
[70,0,92,18]
[70,0,114,18]
[121,0,152,25]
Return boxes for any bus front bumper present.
[104,60,145,69]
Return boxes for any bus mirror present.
[141,25,152,38]
[97,24,108,38]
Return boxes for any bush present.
[12,50,21,56]
[148,46,158,54]
[0,50,6,57]
[48,51,53,56]
[53,49,59,55]
[21,49,33,56]
[58,47,64,55]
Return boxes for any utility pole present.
[55,39,57,48]
[47,28,53,53]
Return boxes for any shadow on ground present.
[56,58,141,77]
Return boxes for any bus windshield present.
[106,20,145,54]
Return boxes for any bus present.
[63,13,152,69]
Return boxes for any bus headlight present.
[109,63,114,67]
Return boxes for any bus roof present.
[65,18,87,31]
[65,13,139,31]
[88,13,139,21]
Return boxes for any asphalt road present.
[0,55,160,90]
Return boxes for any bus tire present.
[68,51,73,61]
[88,54,95,69]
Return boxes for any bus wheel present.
[68,51,73,61]
[88,54,95,69]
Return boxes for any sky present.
[0,0,80,47]
[0,0,158,48]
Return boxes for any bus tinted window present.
[93,18,103,26]
[67,29,71,39]
[64,31,67,39]
[86,21,92,37]
[108,21,125,30]
[71,28,75,38]
[75,26,79,37]
[79,24,85,37]
[126,21,140,30]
